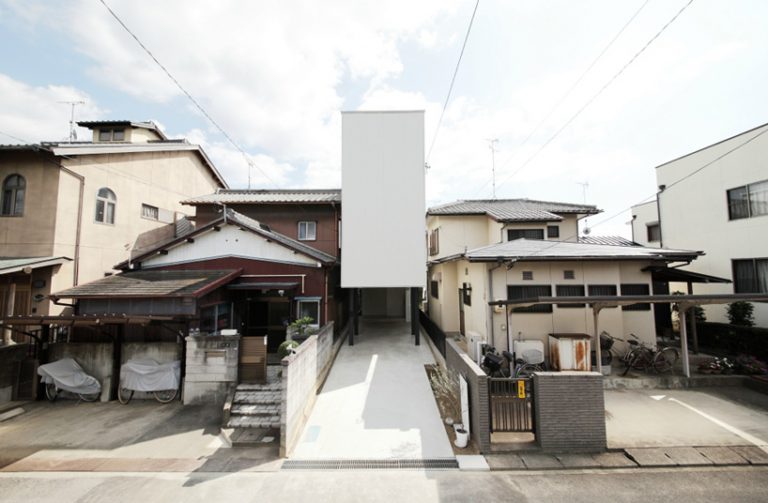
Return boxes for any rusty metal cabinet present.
[548,333,591,371]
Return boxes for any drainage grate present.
[282,459,459,471]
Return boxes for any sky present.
[1,0,767,239]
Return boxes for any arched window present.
[1,174,26,216]
[95,187,116,224]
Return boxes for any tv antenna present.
[59,100,85,142]
[486,138,499,199]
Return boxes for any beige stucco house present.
[631,122,768,326]
[427,199,701,360]
[0,120,227,328]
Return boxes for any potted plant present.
[287,316,316,343]
[454,424,469,448]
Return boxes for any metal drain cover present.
[282,459,459,471]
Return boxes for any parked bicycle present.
[480,344,544,378]
[38,358,101,402]
[118,358,180,404]
[599,331,679,376]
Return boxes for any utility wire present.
[0,130,31,143]
[426,0,480,166]
[98,0,278,188]
[492,0,695,194]
[478,0,650,196]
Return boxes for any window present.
[200,302,232,333]
[95,187,116,224]
[647,223,661,242]
[588,284,617,308]
[1,174,25,216]
[296,298,320,326]
[547,226,560,238]
[298,221,317,241]
[556,285,585,308]
[508,229,544,241]
[621,283,651,311]
[98,128,126,142]
[462,283,471,306]
[728,179,768,220]
[563,270,575,280]
[430,280,439,299]
[141,204,159,220]
[733,258,768,293]
[429,228,440,256]
[522,271,533,281]
[508,285,552,313]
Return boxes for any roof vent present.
[522,271,533,281]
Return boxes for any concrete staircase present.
[224,371,282,446]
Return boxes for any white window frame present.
[95,187,116,224]
[295,297,321,327]
[298,221,317,241]
[141,203,159,221]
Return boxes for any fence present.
[419,310,446,357]
[488,377,534,433]
[280,321,345,457]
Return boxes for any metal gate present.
[488,377,534,432]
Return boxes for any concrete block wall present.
[0,344,29,403]
[445,339,491,453]
[281,322,342,457]
[533,371,606,452]
[183,335,239,405]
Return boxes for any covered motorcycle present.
[38,358,101,401]
[118,358,180,404]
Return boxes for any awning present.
[226,282,299,290]
[643,266,732,284]
[0,314,176,326]
[0,256,71,275]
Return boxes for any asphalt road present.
[1,466,767,503]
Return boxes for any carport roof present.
[489,293,768,308]
[51,269,241,299]
[0,314,175,326]
[0,256,71,275]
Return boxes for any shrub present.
[727,301,755,327]
[277,340,299,359]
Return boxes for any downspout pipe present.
[656,185,666,248]
[56,163,85,286]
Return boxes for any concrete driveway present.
[291,319,454,460]
[605,386,768,449]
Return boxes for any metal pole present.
[411,287,420,346]
[593,306,602,374]
[679,307,690,378]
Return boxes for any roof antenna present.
[59,100,85,142]
[577,181,591,236]
[487,138,499,199]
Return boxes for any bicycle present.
[117,359,180,404]
[602,332,679,376]
[38,358,101,403]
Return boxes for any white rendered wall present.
[341,111,426,288]
[631,200,660,248]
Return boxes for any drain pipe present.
[56,163,85,286]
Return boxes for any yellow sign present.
[517,380,526,399]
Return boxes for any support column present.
[411,287,419,346]
[679,307,690,378]
[3,282,16,345]
[111,325,124,400]
[592,306,603,374]
[348,289,357,345]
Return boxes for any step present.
[233,390,282,405]
[227,415,281,429]
[231,404,281,416]
[236,383,282,392]
[230,428,279,447]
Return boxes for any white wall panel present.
[341,111,426,287]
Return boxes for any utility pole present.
[487,138,499,199]
[59,101,85,142]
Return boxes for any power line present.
[0,130,31,143]
[484,0,650,193]
[98,0,277,189]
[492,0,695,194]
[426,0,480,166]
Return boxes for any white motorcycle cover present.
[37,358,101,395]
[120,358,180,392]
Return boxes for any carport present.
[490,293,768,377]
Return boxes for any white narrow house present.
[341,111,426,337]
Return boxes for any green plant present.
[289,316,316,336]
[277,340,299,359]
[727,301,755,327]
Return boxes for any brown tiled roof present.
[579,235,638,247]
[52,270,241,299]
[427,199,600,222]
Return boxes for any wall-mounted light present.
[277,289,285,296]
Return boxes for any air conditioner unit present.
[467,331,486,366]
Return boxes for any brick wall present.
[280,322,343,457]
[445,339,491,453]
[183,335,239,405]
[533,371,606,452]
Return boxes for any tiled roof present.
[182,189,341,205]
[53,270,240,299]
[77,120,168,140]
[427,199,600,222]
[464,238,700,262]
[578,235,638,247]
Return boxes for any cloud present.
[0,73,104,143]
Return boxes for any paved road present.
[1,466,767,502]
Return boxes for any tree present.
[727,301,754,327]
